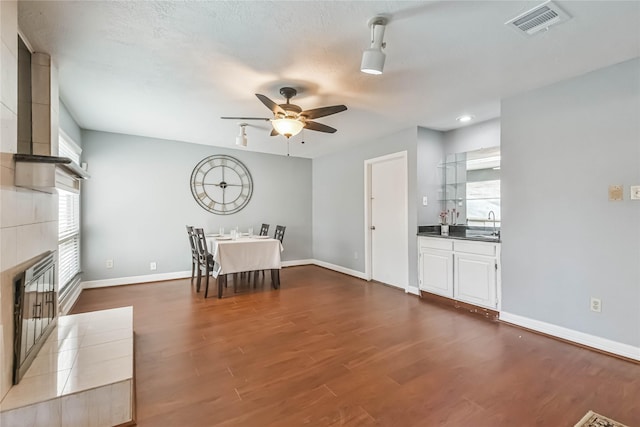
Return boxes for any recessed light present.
[456,115,475,123]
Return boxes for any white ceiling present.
[18,1,640,158]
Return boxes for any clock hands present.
[203,182,242,207]
[202,183,243,187]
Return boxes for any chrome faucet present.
[488,211,498,236]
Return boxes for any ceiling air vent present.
[505,1,571,36]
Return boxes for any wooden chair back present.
[274,225,286,243]
[260,223,270,236]
[186,225,198,262]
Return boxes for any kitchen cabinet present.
[419,247,453,298]
[418,236,501,310]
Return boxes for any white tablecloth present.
[207,236,283,274]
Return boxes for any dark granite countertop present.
[417,225,501,243]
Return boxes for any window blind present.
[58,134,82,293]
[58,190,80,241]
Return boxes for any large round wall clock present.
[190,155,253,215]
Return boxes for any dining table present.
[206,234,283,298]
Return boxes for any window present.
[58,132,82,295]
[466,180,501,227]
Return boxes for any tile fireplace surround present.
[0,306,134,427]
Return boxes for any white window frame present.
[58,130,82,298]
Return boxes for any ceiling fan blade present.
[220,116,271,121]
[270,128,279,137]
[304,121,337,133]
[255,94,285,115]
[300,105,347,120]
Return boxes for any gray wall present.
[501,58,640,346]
[417,127,445,225]
[81,130,312,281]
[312,127,419,286]
[59,99,82,146]
[443,118,500,155]
[417,120,501,226]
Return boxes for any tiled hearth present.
[0,307,134,427]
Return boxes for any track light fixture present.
[235,123,247,147]
[361,16,389,75]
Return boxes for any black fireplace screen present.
[13,250,57,384]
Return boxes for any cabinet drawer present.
[454,241,496,256]
[419,237,453,251]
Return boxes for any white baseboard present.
[406,285,420,296]
[312,259,368,280]
[500,311,640,361]
[80,260,316,289]
[59,281,83,315]
[282,259,314,267]
[82,271,192,289]
[79,259,375,291]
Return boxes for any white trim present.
[312,260,368,280]
[406,285,420,296]
[364,151,409,289]
[59,128,82,156]
[82,271,192,289]
[364,161,371,281]
[18,28,35,53]
[281,259,314,267]
[79,259,372,291]
[59,280,83,315]
[500,311,640,361]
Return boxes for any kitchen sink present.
[466,234,500,240]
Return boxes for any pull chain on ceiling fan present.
[221,87,347,139]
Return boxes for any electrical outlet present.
[590,297,602,313]
[422,196,428,206]
[354,252,359,260]
[106,259,113,269]
[150,262,157,271]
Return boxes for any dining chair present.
[185,225,199,286]
[254,225,286,286]
[274,225,286,243]
[194,228,222,298]
[260,223,270,236]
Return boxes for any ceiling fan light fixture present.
[235,124,247,147]
[272,118,304,138]
[361,16,388,75]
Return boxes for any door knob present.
[370,226,376,230]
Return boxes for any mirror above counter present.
[438,146,501,227]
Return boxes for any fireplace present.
[13,251,57,384]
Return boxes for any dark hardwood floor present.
[71,266,640,426]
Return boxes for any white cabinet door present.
[419,248,453,298]
[454,253,496,309]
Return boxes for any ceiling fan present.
[221,87,347,139]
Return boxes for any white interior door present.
[370,154,408,288]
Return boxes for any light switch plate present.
[630,185,640,200]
